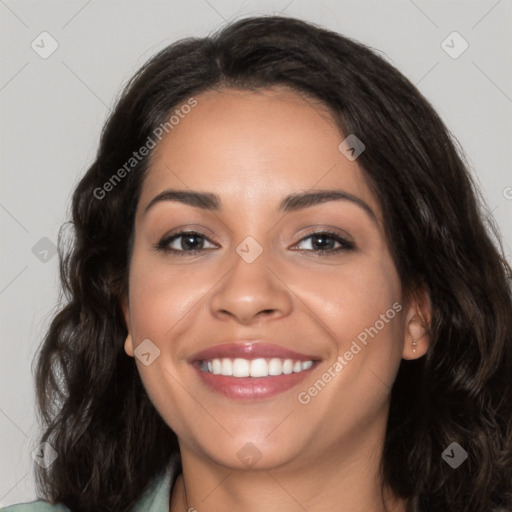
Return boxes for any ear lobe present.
[124,334,134,357]
[402,288,431,360]
[120,296,134,357]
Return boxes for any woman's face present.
[123,87,412,472]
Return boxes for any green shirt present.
[1,459,180,512]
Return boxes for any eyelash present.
[154,230,355,257]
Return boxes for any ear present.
[121,295,134,358]
[402,287,431,360]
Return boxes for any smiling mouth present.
[189,341,321,399]
[198,357,314,377]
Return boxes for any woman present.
[3,15,511,512]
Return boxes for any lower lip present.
[193,364,316,400]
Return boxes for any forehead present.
[138,87,381,222]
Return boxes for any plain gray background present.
[1,0,511,507]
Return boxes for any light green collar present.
[133,457,181,512]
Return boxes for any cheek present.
[125,256,206,438]
[293,254,404,404]
[296,254,402,346]
[127,250,206,342]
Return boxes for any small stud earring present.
[412,337,417,354]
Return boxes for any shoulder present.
[2,458,180,512]
[1,499,71,511]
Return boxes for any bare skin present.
[122,87,430,512]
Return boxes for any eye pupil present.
[182,234,202,250]
[313,234,334,250]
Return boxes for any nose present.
[208,248,293,326]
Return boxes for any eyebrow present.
[143,188,377,223]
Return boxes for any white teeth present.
[221,358,233,376]
[212,359,222,375]
[201,357,315,377]
[250,358,269,377]
[283,359,293,374]
[268,358,283,375]
[301,360,313,370]
[232,358,250,377]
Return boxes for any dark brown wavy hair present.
[33,15,512,512]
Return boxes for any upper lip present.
[189,341,319,363]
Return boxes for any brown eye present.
[156,231,217,255]
[293,231,355,255]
